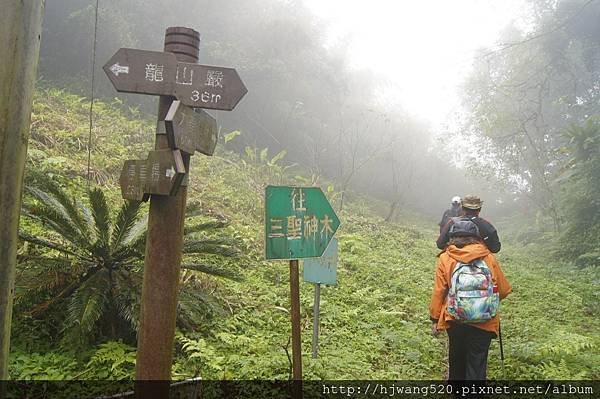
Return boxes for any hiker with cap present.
[437,195,501,253]
[439,196,462,233]
[429,219,512,382]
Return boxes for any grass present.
[9,85,600,382]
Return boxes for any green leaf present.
[244,146,255,161]
[18,231,87,259]
[21,200,89,253]
[64,272,109,342]
[184,220,228,235]
[183,240,240,257]
[111,200,142,250]
[180,263,243,281]
[260,148,268,163]
[89,188,111,248]
[269,150,287,166]
[25,170,90,238]
[224,130,241,143]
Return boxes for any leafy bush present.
[10,351,79,380]
[557,119,600,266]
[17,172,242,346]
[82,341,136,380]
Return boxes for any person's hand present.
[431,322,440,337]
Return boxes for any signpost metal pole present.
[311,283,321,359]
[265,186,340,389]
[304,237,338,361]
[289,259,302,380]
[0,0,44,381]
[135,27,199,395]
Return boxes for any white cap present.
[451,196,461,204]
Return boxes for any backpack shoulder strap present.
[450,260,468,276]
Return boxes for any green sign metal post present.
[303,237,338,285]
[303,238,338,359]
[265,186,340,383]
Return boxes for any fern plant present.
[17,171,241,345]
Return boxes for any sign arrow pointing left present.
[110,63,129,76]
[103,48,177,96]
[103,48,247,111]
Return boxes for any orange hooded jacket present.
[429,243,512,336]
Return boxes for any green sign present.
[304,238,338,285]
[265,186,340,260]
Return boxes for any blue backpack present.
[447,259,499,323]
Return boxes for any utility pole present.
[135,27,199,397]
[0,0,45,379]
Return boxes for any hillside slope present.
[10,86,600,381]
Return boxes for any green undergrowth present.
[9,85,599,381]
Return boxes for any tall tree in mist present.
[462,0,600,231]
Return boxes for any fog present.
[40,0,582,222]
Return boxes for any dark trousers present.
[447,322,495,381]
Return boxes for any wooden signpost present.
[264,186,340,383]
[103,48,176,96]
[164,100,218,156]
[103,27,246,397]
[104,48,248,110]
[119,149,186,201]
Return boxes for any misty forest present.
[1,0,599,396]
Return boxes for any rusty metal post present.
[135,27,199,395]
[289,260,302,380]
[0,0,44,381]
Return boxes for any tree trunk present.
[385,200,400,223]
[0,0,44,379]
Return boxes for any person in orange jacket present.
[429,225,512,381]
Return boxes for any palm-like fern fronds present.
[177,288,225,330]
[184,220,228,235]
[111,200,142,250]
[122,214,148,247]
[181,263,242,281]
[184,202,203,218]
[114,272,142,333]
[25,170,90,238]
[183,239,240,257]
[23,188,89,249]
[89,188,111,251]
[64,271,109,343]
[19,175,243,343]
[15,255,76,295]
[18,231,88,260]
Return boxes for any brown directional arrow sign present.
[103,48,247,111]
[120,160,149,202]
[119,149,186,201]
[173,63,247,110]
[164,100,218,156]
[103,48,177,96]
